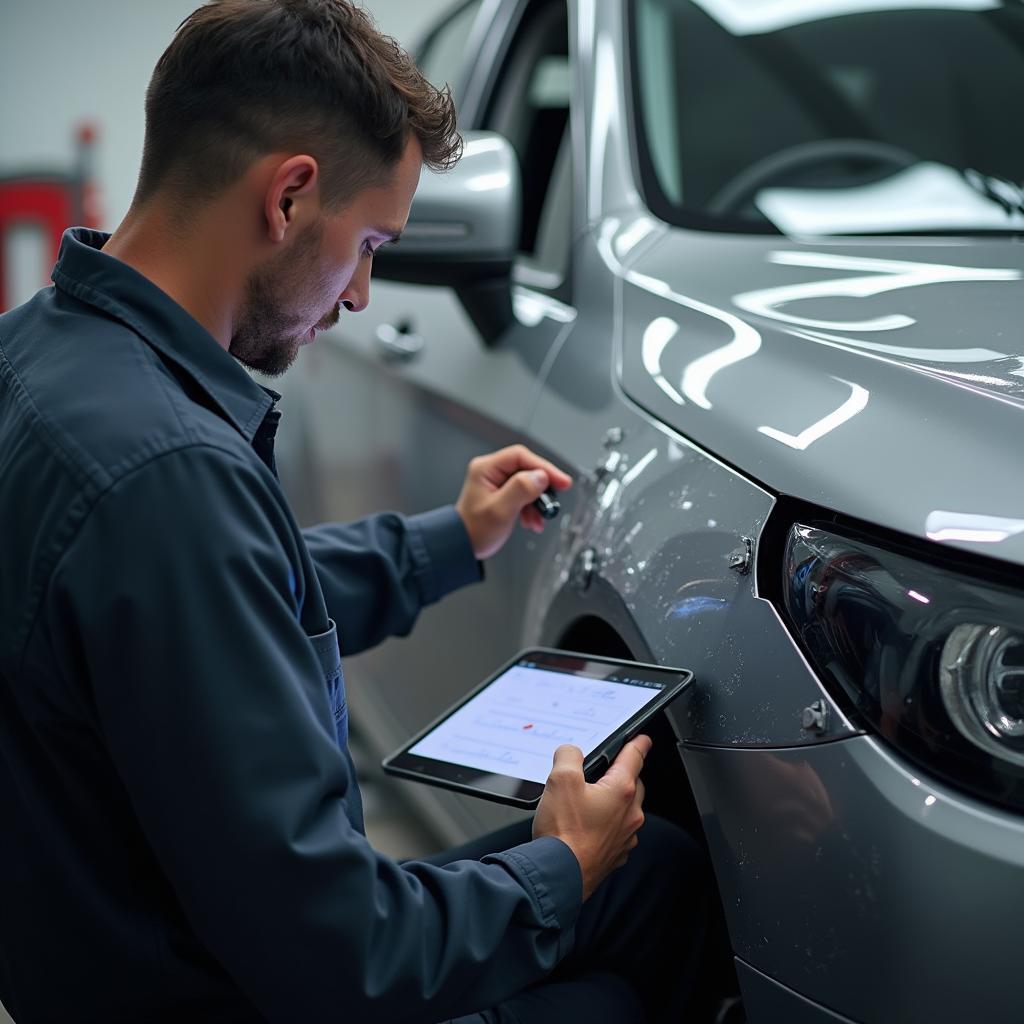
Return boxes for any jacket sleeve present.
[47,445,580,1024]
[302,506,482,654]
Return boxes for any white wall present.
[0,0,452,305]
[0,4,453,1019]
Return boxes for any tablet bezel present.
[382,647,694,809]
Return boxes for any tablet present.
[383,648,694,809]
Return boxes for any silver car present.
[278,1,1024,1021]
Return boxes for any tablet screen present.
[407,655,671,785]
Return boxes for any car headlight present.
[782,523,1024,811]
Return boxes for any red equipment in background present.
[0,123,103,311]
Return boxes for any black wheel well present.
[554,615,741,1018]
[557,615,635,661]
[553,615,698,831]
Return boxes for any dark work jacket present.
[0,229,581,1023]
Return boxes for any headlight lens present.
[783,523,1024,811]
[940,625,1024,761]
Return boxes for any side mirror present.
[375,131,521,343]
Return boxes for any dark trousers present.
[422,815,709,1024]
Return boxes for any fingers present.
[631,733,654,760]
[490,467,550,525]
[628,779,646,835]
[601,734,652,787]
[470,445,573,492]
[550,743,584,773]
[459,446,572,556]
[520,505,545,533]
[613,825,643,873]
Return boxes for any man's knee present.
[632,814,708,880]
[448,971,645,1024]
[612,813,712,947]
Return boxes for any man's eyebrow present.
[374,227,403,244]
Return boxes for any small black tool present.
[532,488,560,520]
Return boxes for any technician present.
[0,2,705,1022]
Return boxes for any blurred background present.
[0,0,454,312]
[0,4,454,1021]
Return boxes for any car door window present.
[526,127,572,291]
[632,0,1024,235]
[482,0,572,292]
[417,0,485,92]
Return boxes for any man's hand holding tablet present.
[384,649,692,808]
[533,735,652,901]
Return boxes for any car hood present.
[616,227,1024,567]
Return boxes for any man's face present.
[230,137,423,377]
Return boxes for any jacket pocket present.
[307,619,348,747]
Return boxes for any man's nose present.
[340,261,370,313]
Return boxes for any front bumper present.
[682,735,1024,1023]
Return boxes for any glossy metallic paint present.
[283,2,1024,1019]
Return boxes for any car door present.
[286,0,577,840]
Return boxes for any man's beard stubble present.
[229,218,337,378]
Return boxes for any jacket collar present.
[51,227,273,441]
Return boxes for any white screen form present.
[408,662,665,784]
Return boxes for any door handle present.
[374,321,424,363]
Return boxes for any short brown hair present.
[136,0,461,209]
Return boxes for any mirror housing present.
[375,131,521,342]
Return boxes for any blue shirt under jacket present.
[0,228,581,1023]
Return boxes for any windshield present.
[630,0,1024,234]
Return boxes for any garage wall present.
[0,3,454,1019]
[0,0,455,309]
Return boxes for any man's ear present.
[264,155,320,243]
